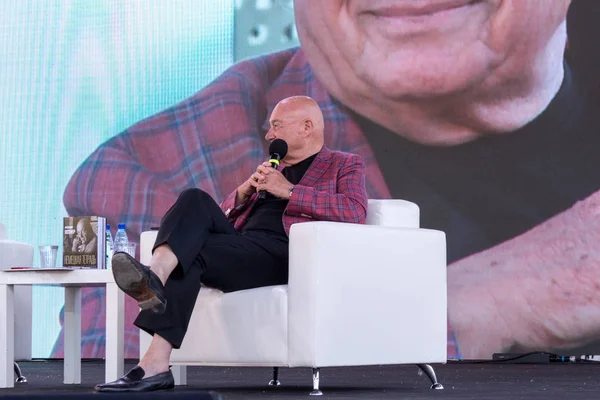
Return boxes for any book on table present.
[63,216,106,269]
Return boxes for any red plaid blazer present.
[52,48,460,361]
[220,146,368,233]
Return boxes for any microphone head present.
[269,139,288,158]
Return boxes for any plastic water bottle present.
[105,224,114,269]
[114,223,129,254]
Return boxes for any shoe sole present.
[95,385,175,392]
[94,385,175,393]
[112,252,166,314]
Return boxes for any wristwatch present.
[288,186,295,198]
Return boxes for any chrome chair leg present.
[268,367,281,386]
[14,362,27,383]
[310,368,323,396]
[417,364,443,389]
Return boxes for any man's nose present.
[265,129,275,141]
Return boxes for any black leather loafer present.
[95,366,174,392]
[111,251,167,314]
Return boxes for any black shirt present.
[359,62,600,263]
[241,154,318,238]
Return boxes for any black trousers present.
[134,188,289,348]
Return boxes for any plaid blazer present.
[53,47,460,360]
[220,146,368,234]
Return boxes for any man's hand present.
[71,237,81,252]
[235,162,269,205]
[448,189,600,359]
[254,164,294,199]
[235,162,293,205]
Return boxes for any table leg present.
[0,284,15,388]
[105,282,124,383]
[172,365,187,386]
[64,287,81,384]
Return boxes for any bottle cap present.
[118,223,126,229]
[106,224,111,229]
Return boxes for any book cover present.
[63,216,106,268]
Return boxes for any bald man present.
[72,218,98,254]
[95,96,368,393]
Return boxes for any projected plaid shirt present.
[52,47,460,360]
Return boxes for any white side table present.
[0,269,124,388]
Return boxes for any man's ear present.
[301,119,314,136]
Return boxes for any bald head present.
[266,96,325,164]
[274,96,325,134]
[76,218,95,243]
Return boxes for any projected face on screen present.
[294,0,572,144]
[295,0,571,95]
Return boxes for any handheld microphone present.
[258,139,288,200]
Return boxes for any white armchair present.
[0,222,33,363]
[139,200,447,395]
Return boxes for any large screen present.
[1,0,598,361]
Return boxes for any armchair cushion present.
[366,199,420,228]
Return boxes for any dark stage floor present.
[2,360,600,399]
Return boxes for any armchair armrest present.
[287,221,447,367]
[140,231,158,265]
[0,240,34,268]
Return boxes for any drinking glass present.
[39,245,58,268]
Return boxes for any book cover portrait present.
[63,216,105,268]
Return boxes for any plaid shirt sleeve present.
[220,187,253,216]
[286,154,368,224]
